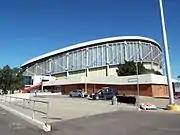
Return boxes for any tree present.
[177,76,180,78]
[10,67,23,93]
[1,65,12,93]
[0,65,23,94]
[116,60,162,76]
[0,69,2,89]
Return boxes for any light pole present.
[136,62,140,108]
[159,0,174,104]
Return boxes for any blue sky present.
[0,0,179,77]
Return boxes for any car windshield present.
[78,90,83,93]
[97,89,103,93]
[73,90,77,92]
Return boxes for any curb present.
[137,107,180,114]
[0,103,51,132]
[166,104,180,112]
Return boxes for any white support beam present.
[50,59,66,70]
[66,53,69,77]
[37,65,50,75]
[127,47,139,62]
[141,49,152,62]
[150,44,154,69]
[106,44,109,76]
[139,42,143,61]
[138,41,142,61]
[88,47,103,67]
[25,68,36,76]
[86,48,89,77]
[124,41,127,61]
[152,52,162,61]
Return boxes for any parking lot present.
[0,94,137,124]
[32,95,137,123]
[1,94,180,125]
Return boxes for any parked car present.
[69,89,87,98]
[87,87,118,100]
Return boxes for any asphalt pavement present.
[50,111,180,135]
[1,105,180,135]
[0,107,44,135]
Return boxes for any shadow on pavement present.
[49,111,180,135]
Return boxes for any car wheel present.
[95,95,99,100]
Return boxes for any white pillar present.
[86,48,89,77]
[66,53,69,77]
[106,44,109,76]
[159,0,174,104]
[124,41,127,61]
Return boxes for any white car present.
[140,103,157,110]
[69,90,86,98]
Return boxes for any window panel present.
[120,43,124,64]
[112,44,117,65]
[69,53,73,71]
[82,49,86,69]
[24,41,162,75]
[126,44,131,61]
[97,46,102,67]
[102,45,106,66]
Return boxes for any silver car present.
[69,90,85,98]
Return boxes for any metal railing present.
[0,95,49,124]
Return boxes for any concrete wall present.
[88,67,107,77]
[108,67,117,76]
[32,75,56,85]
[54,73,67,79]
[59,83,168,97]
[151,85,168,97]
[144,63,162,73]
[43,74,167,86]
[69,70,86,77]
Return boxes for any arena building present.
[21,36,170,97]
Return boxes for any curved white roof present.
[21,36,160,67]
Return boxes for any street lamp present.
[159,0,174,104]
[135,62,140,108]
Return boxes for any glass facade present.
[23,40,162,76]
[22,76,33,85]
